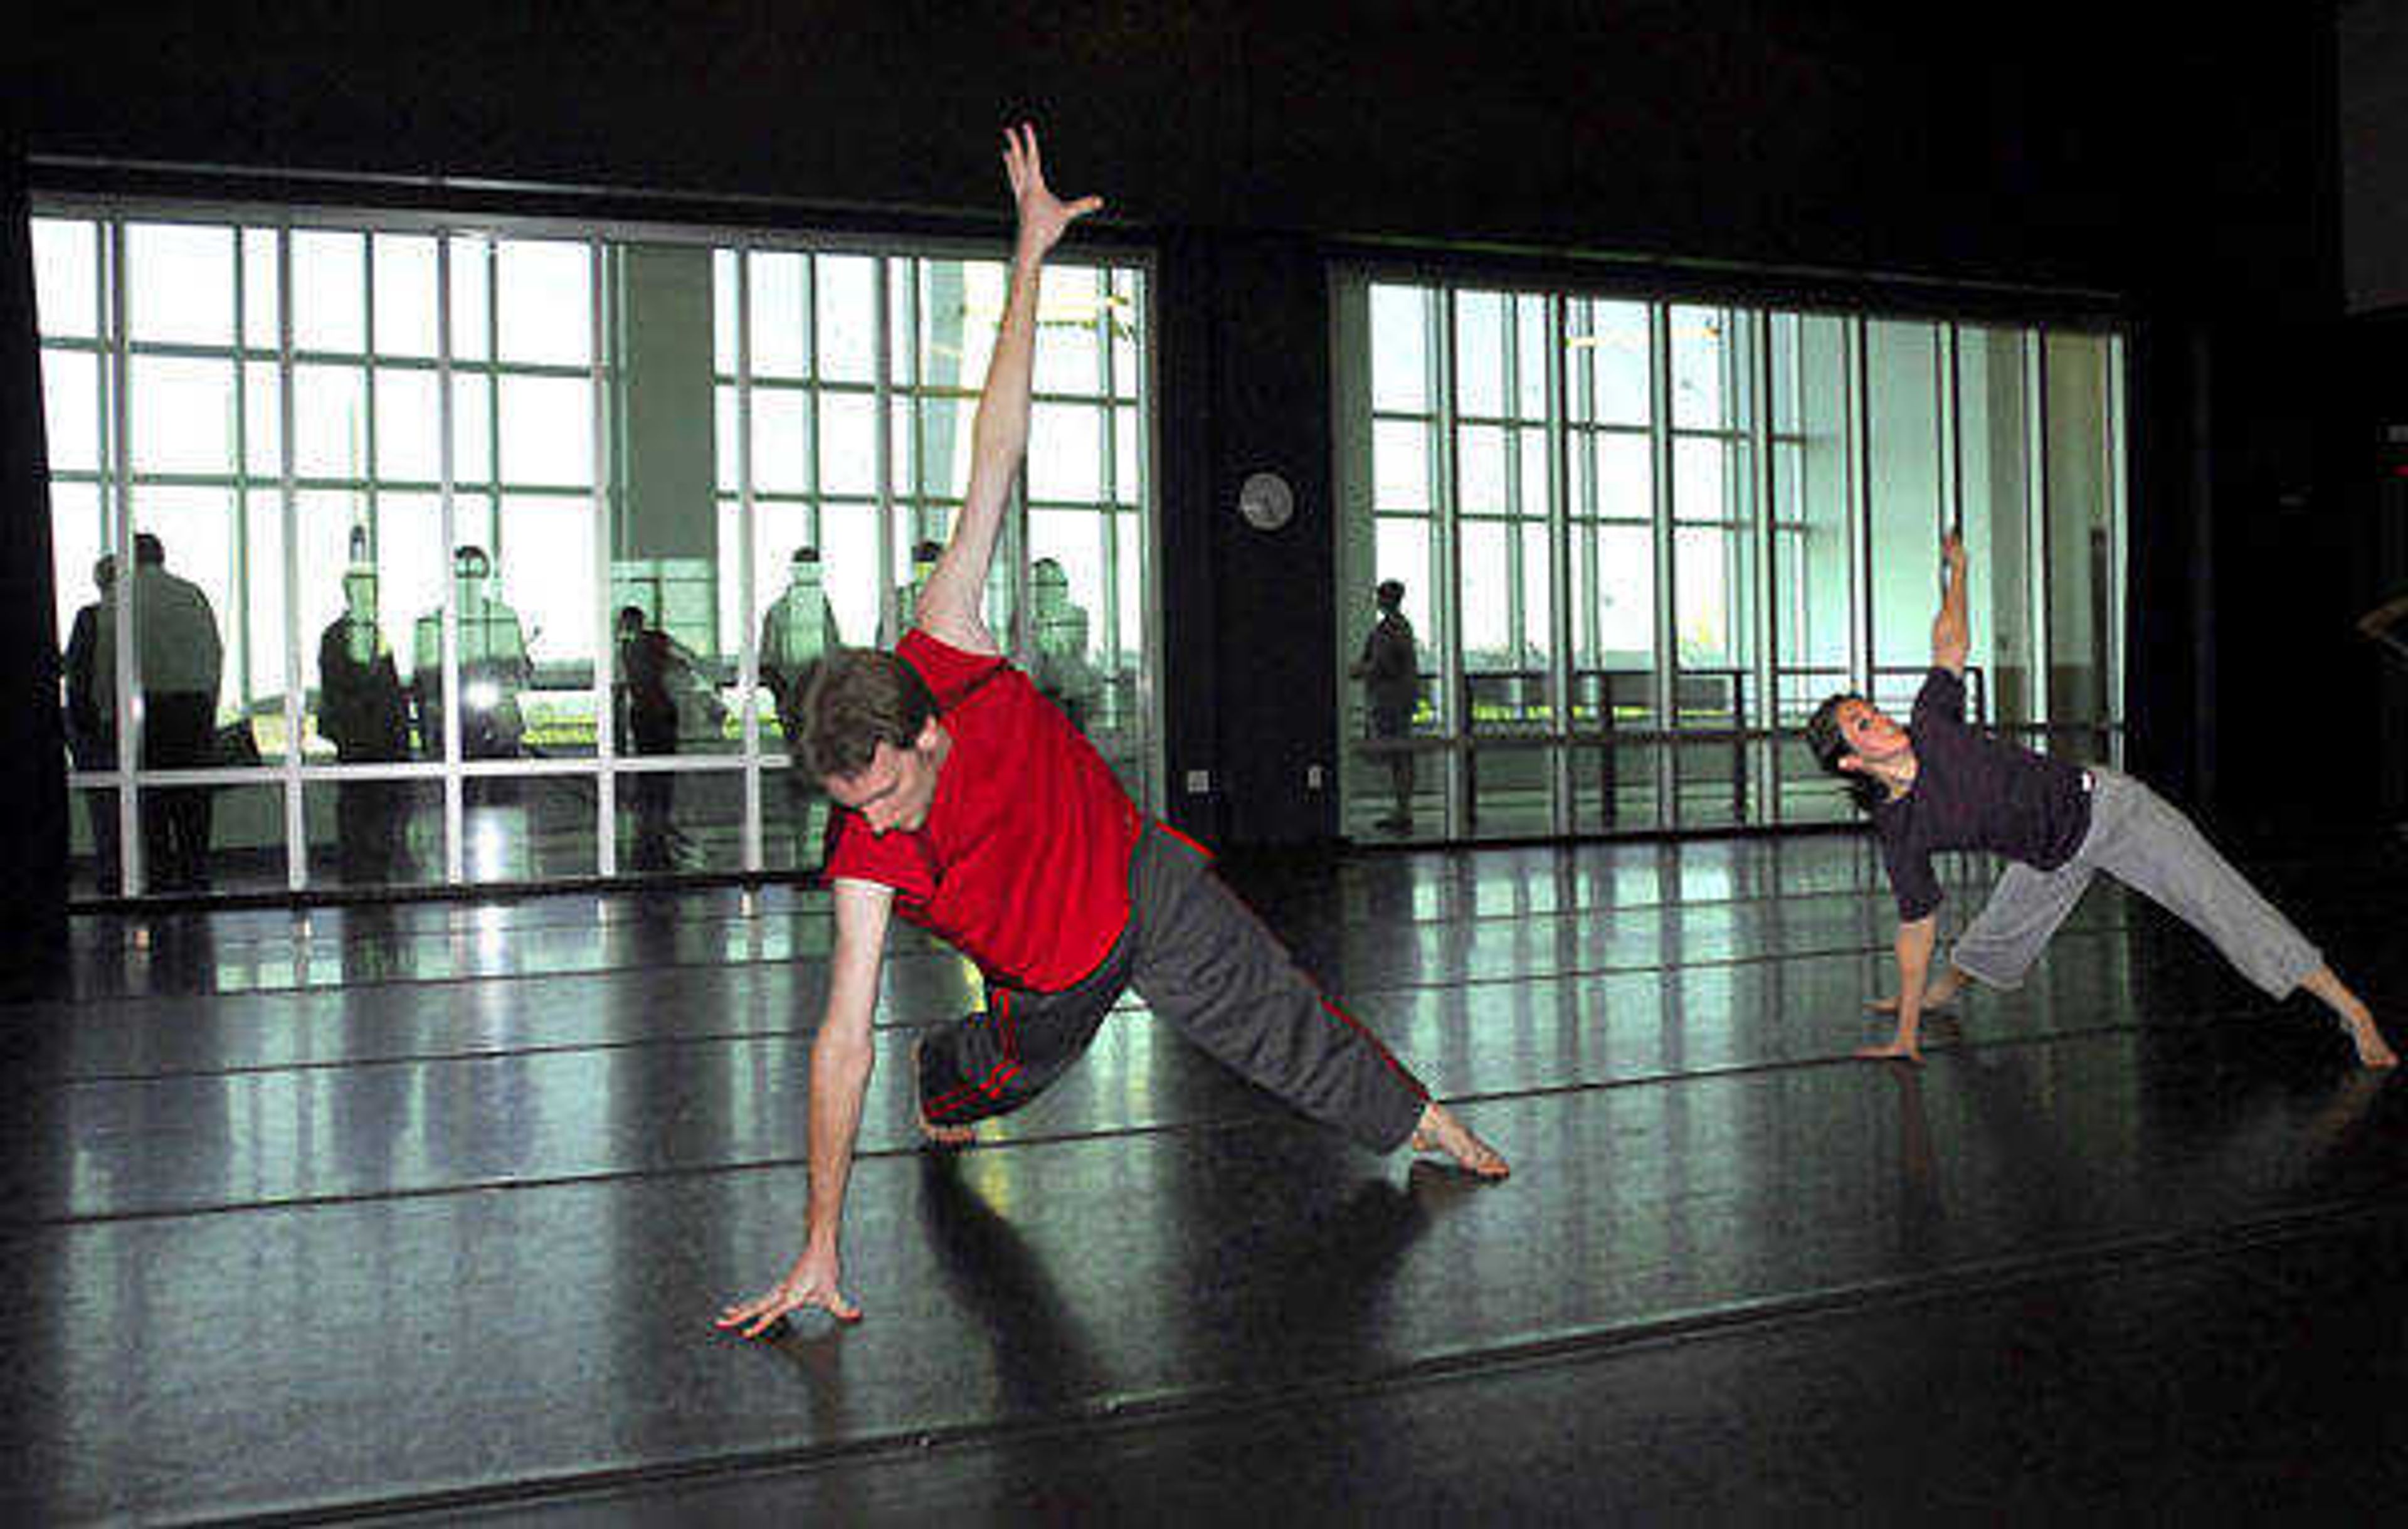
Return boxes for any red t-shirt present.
[821,628,1142,992]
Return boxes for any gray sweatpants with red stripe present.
[916,822,1430,1151]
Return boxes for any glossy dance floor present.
[6,836,2408,1523]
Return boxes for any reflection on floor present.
[6,835,2407,1521]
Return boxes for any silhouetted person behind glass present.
[760,546,844,860]
[885,539,944,645]
[412,544,531,762]
[1030,556,1099,734]
[319,564,413,883]
[1349,578,1418,832]
[62,554,120,892]
[616,605,683,870]
[760,546,842,744]
[92,533,224,891]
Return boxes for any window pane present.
[499,495,594,756]
[1458,424,1507,514]
[1374,419,1431,510]
[374,368,443,483]
[129,356,237,476]
[750,389,809,495]
[41,347,100,474]
[372,235,441,357]
[241,487,289,716]
[1958,327,2037,728]
[747,251,808,379]
[712,249,739,376]
[1028,403,1102,502]
[815,254,878,383]
[819,392,878,497]
[1571,299,1649,426]
[1577,431,1652,520]
[915,396,977,500]
[450,238,492,361]
[1866,319,1942,674]
[497,240,592,366]
[2045,331,2116,743]
[1455,290,1506,417]
[292,230,366,354]
[497,374,594,487]
[32,219,98,340]
[129,484,236,721]
[127,223,235,346]
[244,362,283,477]
[1035,264,1102,396]
[51,480,105,657]
[292,363,368,479]
[1370,283,1430,414]
[452,374,493,485]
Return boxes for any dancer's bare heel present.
[1408,1101,1509,1180]
[911,1038,978,1146]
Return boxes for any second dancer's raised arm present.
[912,124,1103,657]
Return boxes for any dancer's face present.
[1832,697,1911,766]
[825,722,946,835]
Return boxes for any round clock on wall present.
[1237,470,1294,532]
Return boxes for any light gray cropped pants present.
[1949,768,2323,999]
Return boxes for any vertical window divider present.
[1844,315,1872,696]
[589,238,618,879]
[107,221,144,894]
[1546,294,1573,836]
[734,249,762,874]
[2024,330,2052,731]
[280,226,307,890]
[1746,309,1777,824]
[875,254,900,653]
[436,234,464,886]
[1646,301,1676,825]
[1134,265,1164,815]
[2105,336,2130,768]
[1939,323,1965,719]
[1435,288,1464,839]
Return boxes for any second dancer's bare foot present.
[2342,1013,2400,1070]
[912,1039,978,1147]
[1409,1101,1509,1180]
[1856,1037,1923,1065]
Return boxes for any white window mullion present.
[436,235,464,885]
[107,221,145,894]
[280,226,307,889]
[1647,301,1676,824]
[736,249,762,873]
[590,240,618,879]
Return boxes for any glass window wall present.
[36,207,1156,898]
[1336,273,2125,841]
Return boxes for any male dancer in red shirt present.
[721,126,1506,1336]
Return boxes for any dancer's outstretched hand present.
[717,1247,861,1337]
[1002,122,1102,260]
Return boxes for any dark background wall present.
[2,1,2394,943]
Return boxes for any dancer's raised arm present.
[912,124,1102,656]
[1931,532,1968,677]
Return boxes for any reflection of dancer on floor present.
[719,127,1506,1340]
[1804,533,2397,1069]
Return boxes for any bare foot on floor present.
[1855,1038,1923,1065]
[911,1039,978,1146]
[1409,1101,1509,1180]
[2342,1015,2400,1070]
